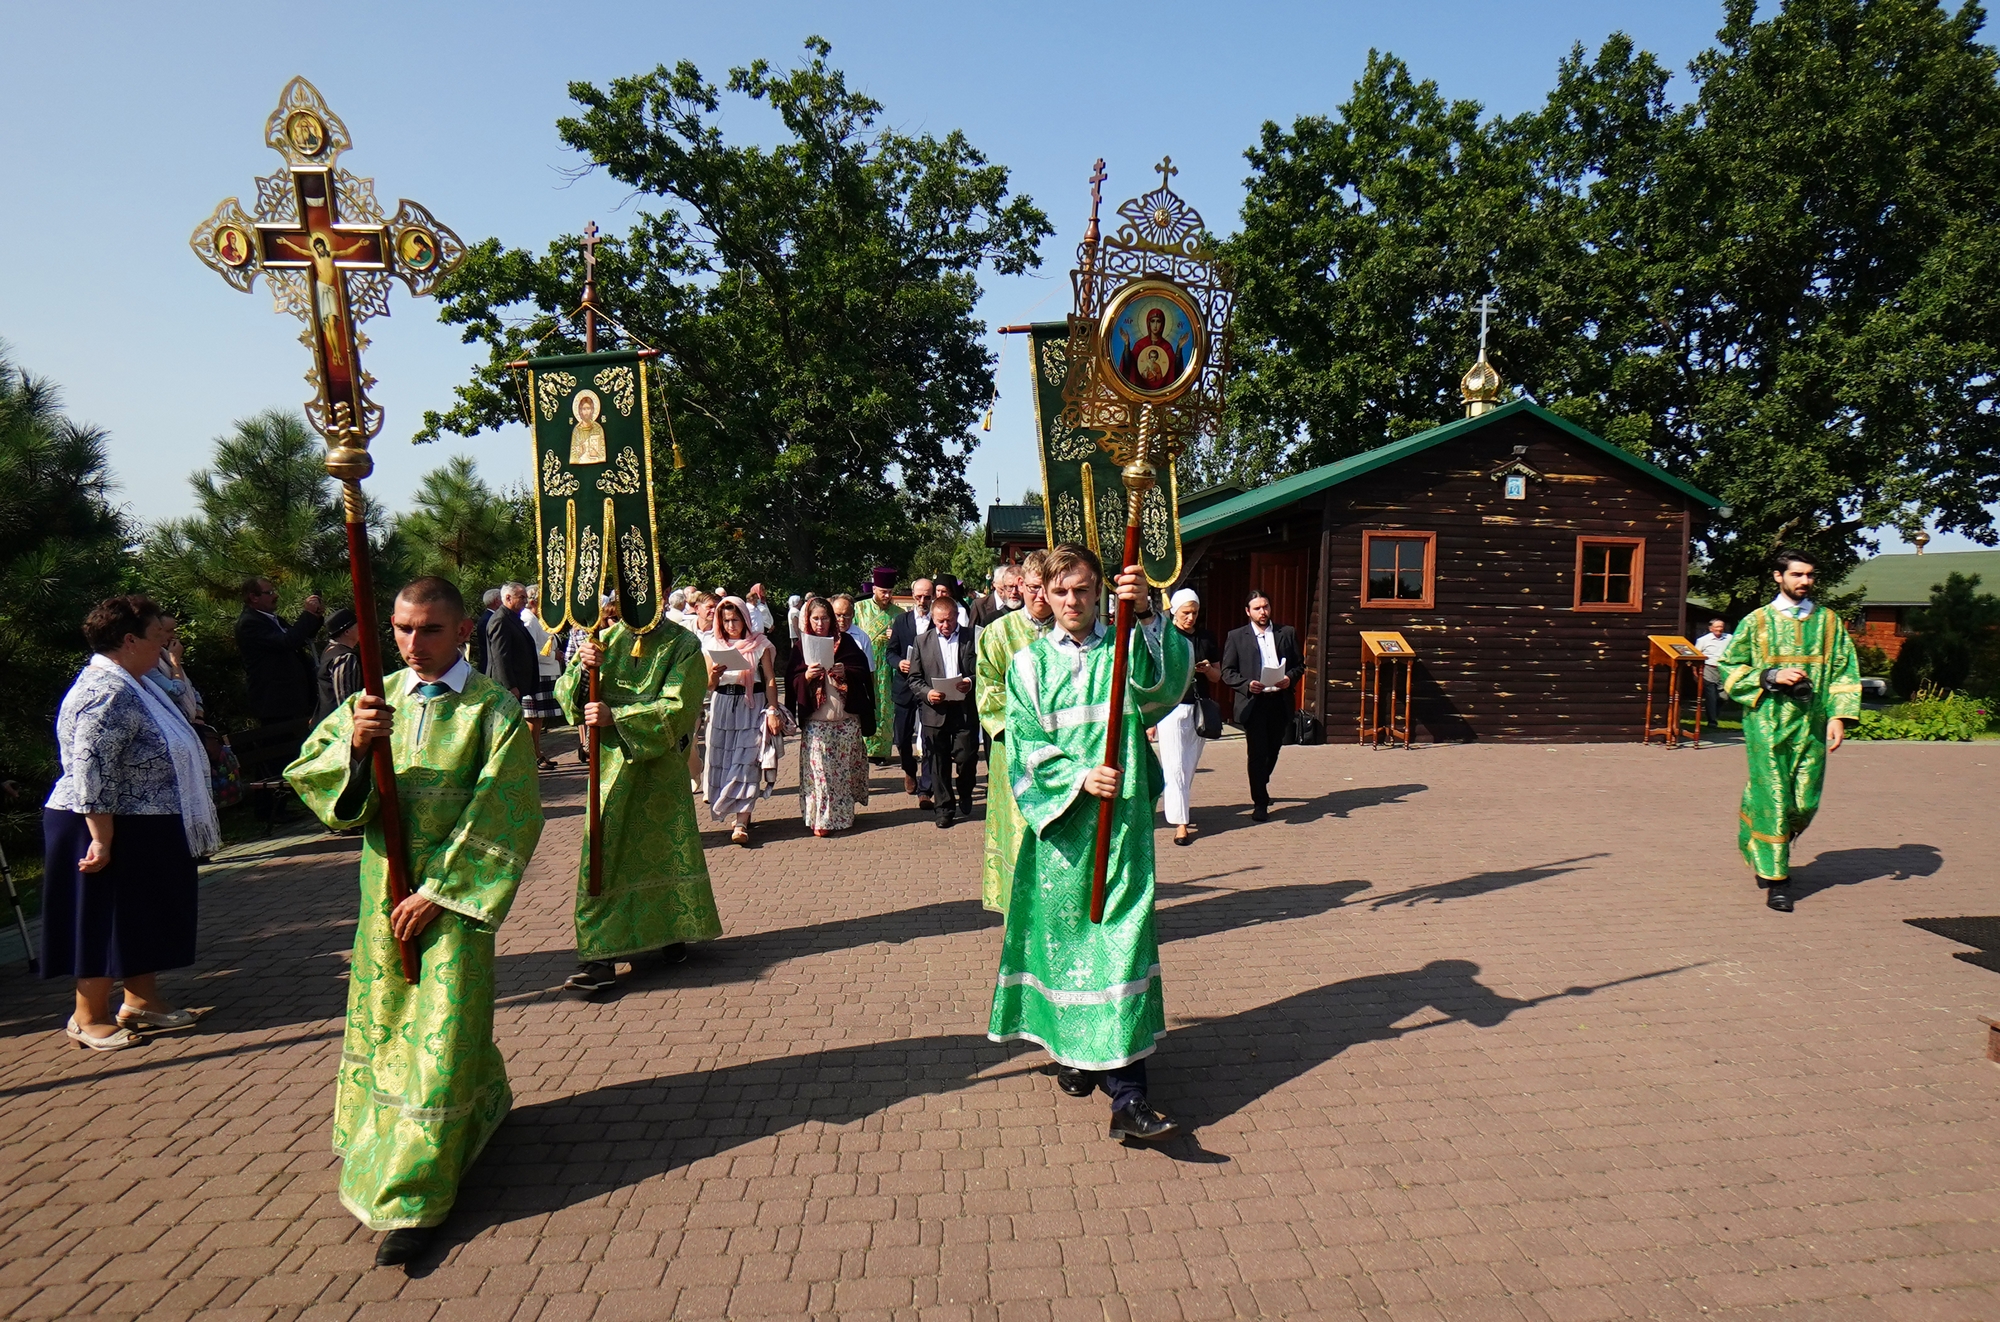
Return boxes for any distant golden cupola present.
[1461,291,1505,417]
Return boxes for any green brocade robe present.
[988,617,1191,1070]
[1719,603,1862,880]
[976,608,1052,914]
[284,667,544,1232]
[554,620,721,960]
[854,596,900,760]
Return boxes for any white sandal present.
[66,1016,142,1051]
[117,1006,205,1033]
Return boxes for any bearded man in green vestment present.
[975,548,1055,914]
[556,608,723,993]
[286,577,544,1267]
[988,543,1191,1144]
[1718,548,1861,912]
[854,567,902,762]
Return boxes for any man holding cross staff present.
[198,77,545,1267]
[987,542,1191,1143]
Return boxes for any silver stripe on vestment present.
[995,964,1163,1006]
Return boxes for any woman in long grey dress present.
[43,594,222,1050]
[704,596,782,845]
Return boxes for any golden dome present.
[1461,353,1504,417]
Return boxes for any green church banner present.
[523,349,665,637]
[1027,321,1182,586]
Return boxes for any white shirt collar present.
[403,656,471,696]
[1054,621,1108,650]
[1772,592,1815,618]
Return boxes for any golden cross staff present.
[191,77,467,984]
[1060,157,1232,922]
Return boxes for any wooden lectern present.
[1360,632,1415,749]
[1643,635,1706,747]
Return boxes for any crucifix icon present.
[581,220,601,285]
[191,75,463,449]
[1155,156,1178,191]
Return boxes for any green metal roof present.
[985,503,1045,546]
[1178,398,1724,543]
[1831,549,2000,606]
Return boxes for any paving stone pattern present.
[2,736,1997,1321]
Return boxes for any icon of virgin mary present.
[1118,306,1184,391]
[569,389,607,464]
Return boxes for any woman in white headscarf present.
[1158,588,1222,846]
[704,595,783,844]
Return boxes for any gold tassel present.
[981,408,993,432]
[632,634,644,658]
[539,633,556,657]
[673,442,686,470]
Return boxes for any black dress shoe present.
[375,1225,435,1267]
[660,943,687,964]
[1108,1101,1179,1143]
[563,961,616,992]
[1250,805,1269,823]
[936,811,954,829]
[1056,1066,1097,1098]
[1767,889,1794,912]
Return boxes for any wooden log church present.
[1173,375,1723,743]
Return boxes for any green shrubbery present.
[1845,686,1992,742]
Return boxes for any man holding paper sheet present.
[910,594,979,828]
[1221,590,1304,823]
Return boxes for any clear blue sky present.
[0,1,1968,552]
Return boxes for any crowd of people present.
[28,544,1860,1267]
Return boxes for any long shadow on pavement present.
[1792,843,1943,901]
[455,960,1699,1224]
[1193,782,1427,838]
[1363,854,1608,909]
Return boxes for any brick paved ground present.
[2,733,1998,1321]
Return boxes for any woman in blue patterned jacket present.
[42,595,221,1050]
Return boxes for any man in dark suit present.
[886,576,934,802]
[910,593,979,827]
[969,565,1021,629]
[236,576,324,726]
[1221,588,1304,822]
[482,584,540,704]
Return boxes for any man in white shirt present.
[1691,617,1732,729]
[508,582,563,771]
[745,584,775,635]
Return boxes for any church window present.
[1574,537,1645,611]
[1361,531,1436,609]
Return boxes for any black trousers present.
[1070,1058,1150,1109]
[1242,696,1290,808]
[1702,678,1721,728]
[893,703,931,792]
[925,704,978,815]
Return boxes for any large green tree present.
[143,409,374,724]
[0,354,133,805]
[388,455,535,606]
[1223,0,2000,610]
[420,37,1051,594]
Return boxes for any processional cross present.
[190,77,467,985]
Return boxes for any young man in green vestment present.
[988,543,1192,1143]
[1718,548,1862,912]
[854,568,902,763]
[285,577,544,1267]
[975,548,1055,914]
[556,604,722,992]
